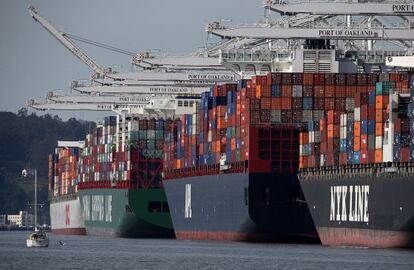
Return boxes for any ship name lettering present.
[330,185,369,223]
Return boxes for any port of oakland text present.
[187,74,235,81]
[318,29,379,38]
[330,185,369,223]
[392,4,414,12]
[149,87,190,93]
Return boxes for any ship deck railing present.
[299,161,414,178]
[163,161,248,180]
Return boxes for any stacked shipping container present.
[49,146,81,197]
[300,73,412,168]
[78,115,170,189]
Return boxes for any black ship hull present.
[299,167,414,248]
[163,172,317,242]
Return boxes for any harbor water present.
[0,232,413,270]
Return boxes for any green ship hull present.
[79,188,174,238]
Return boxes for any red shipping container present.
[281,98,292,110]
[314,73,325,85]
[335,86,347,97]
[357,86,368,93]
[346,86,357,97]
[324,98,335,111]
[361,105,368,119]
[261,98,271,110]
[339,153,347,165]
[325,85,335,97]
[389,73,401,82]
[271,98,282,110]
[354,92,361,107]
[303,73,314,85]
[394,119,401,133]
[361,149,369,164]
[314,86,325,97]
[361,134,368,150]
[401,147,410,162]
[368,106,376,120]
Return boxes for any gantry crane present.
[203,0,414,74]
[29,4,239,87]
[28,93,199,118]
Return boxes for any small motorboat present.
[27,229,49,248]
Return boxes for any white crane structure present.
[265,0,414,16]
[203,0,414,74]
[27,5,240,116]
[27,93,199,118]
[28,5,108,79]
[28,5,239,87]
[28,1,414,117]
[386,55,414,68]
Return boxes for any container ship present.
[162,73,331,242]
[299,73,414,248]
[49,141,86,235]
[76,115,174,238]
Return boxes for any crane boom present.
[28,5,106,76]
[73,85,211,95]
[209,26,414,41]
[266,1,414,16]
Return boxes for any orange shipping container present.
[281,85,292,97]
[354,121,361,137]
[256,85,262,98]
[320,119,326,132]
[327,124,334,138]
[375,149,383,163]
[354,136,361,151]
[375,95,389,109]
[375,122,384,136]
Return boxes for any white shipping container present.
[375,136,383,149]
[320,155,325,167]
[340,126,346,139]
[354,107,361,121]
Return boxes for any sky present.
[0,0,262,121]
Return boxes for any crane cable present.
[64,33,136,57]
